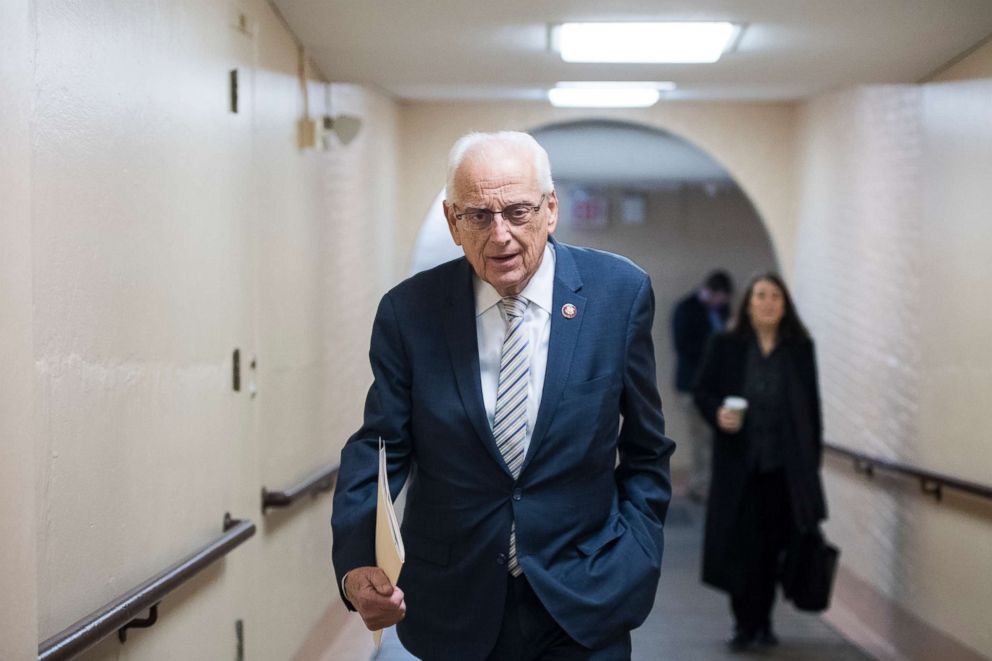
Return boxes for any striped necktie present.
[495,295,529,576]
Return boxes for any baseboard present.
[826,565,987,661]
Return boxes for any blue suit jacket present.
[332,239,675,659]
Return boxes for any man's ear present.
[546,190,559,235]
[443,201,463,246]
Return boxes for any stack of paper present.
[373,438,405,648]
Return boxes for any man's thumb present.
[371,569,393,595]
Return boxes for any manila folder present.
[373,439,405,648]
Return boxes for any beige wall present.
[1,1,38,659]
[21,1,398,659]
[397,101,798,278]
[927,36,992,83]
[914,78,992,654]
[794,80,992,656]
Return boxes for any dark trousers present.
[486,574,632,661]
[730,469,792,633]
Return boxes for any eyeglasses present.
[452,194,547,231]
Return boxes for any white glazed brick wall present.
[796,86,923,467]
[319,84,400,451]
[795,85,992,656]
[796,86,926,597]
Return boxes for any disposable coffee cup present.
[722,396,748,424]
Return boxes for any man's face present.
[444,143,558,297]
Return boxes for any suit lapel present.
[522,240,585,475]
[443,259,514,477]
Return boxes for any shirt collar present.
[474,243,556,317]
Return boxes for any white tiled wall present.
[795,84,992,656]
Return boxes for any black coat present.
[671,293,730,391]
[692,332,826,595]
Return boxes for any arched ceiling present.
[533,121,731,186]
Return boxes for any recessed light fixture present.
[555,81,677,91]
[547,82,675,108]
[556,22,739,63]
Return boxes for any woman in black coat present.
[693,272,826,652]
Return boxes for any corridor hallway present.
[5,2,992,660]
[371,501,870,661]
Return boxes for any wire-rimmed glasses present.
[452,194,547,231]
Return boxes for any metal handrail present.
[824,442,992,502]
[38,514,256,661]
[261,462,339,514]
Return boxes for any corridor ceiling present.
[271,0,992,102]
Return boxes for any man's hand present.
[343,566,406,631]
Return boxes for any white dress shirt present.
[474,243,555,460]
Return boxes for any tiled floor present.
[374,501,872,660]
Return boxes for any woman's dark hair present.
[731,272,810,343]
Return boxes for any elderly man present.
[332,131,675,660]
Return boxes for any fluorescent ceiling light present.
[557,22,738,63]
[548,83,666,108]
[555,81,676,91]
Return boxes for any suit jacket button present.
[496,553,506,565]
[512,489,522,501]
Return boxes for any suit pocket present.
[561,373,621,401]
[576,514,627,556]
[404,529,451,567]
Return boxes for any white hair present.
[445,131,554,201]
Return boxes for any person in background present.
[331,131,675,660]
[671,270,733,501]
[692,272,826,652]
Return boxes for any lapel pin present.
[561,303,577,319]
